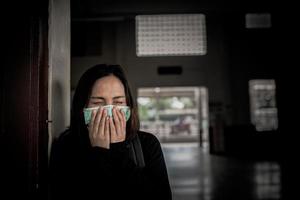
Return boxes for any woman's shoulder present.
[137,130,159,141]
[136,131,165,164]
[137,130,162,149]
[51,129,79,153]
[53,129,73,144]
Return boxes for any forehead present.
[90,75,125,96]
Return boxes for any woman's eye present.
[114,101,124,105]
[92,102,105,106]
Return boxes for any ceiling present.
[71,0,277,19]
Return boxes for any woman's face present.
[87,75,127,108]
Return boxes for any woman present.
[49,64,172,200]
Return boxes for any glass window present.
[138,87,209,146]
[135,14,207,56]
[249,79,278,131]
[245,13,272,29]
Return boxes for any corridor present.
[162,143,281,200]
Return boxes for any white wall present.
[71,18,232,120]
[48,0,70,153]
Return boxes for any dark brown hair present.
[70,64,139,140]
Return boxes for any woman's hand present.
[87,107,126,148]
[88,107,110,149]
[109,107,126,143]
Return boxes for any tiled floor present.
[162,143,282,200]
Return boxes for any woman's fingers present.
[95,108,103,135]
[116,108,125,130]
[110,107,126,143]
[109,117,116,137]
[104,115,110,141]
[113,108,121,135]
[120,109,126,128]
[99,109,106,136]
[87,107,110,148]
[88,109,96,132]
[88,106,127,146]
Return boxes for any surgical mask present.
[83,105,131,125]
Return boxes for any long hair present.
[70,64,140,141]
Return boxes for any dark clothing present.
[49,130,172,200]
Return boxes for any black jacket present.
[49,130,172,200]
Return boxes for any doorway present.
[137,86,209,148]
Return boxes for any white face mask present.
[83,105,131,125]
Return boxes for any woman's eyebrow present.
[113,96,126,99]
[90,96,125,100]
[90,96,105,100]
